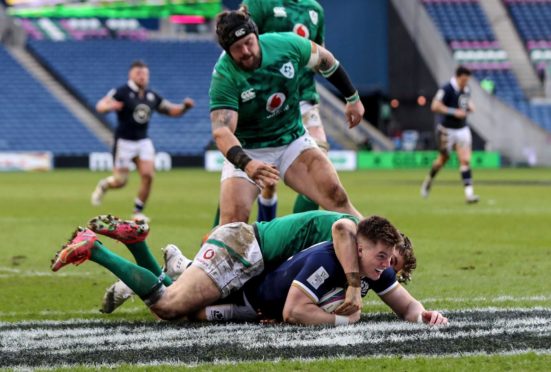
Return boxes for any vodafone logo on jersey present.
[266,93,286,113]
[293,23,310,39]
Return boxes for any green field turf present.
[1,168,550,370]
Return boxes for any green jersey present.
[254,210,359,267]
[209,33,312,149]
[243,0,325,104]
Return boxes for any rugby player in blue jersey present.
[198,231,447,326]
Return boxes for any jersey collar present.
[127,80,140,92]
[450,77,460,92]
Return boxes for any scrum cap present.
[216,8,259,52]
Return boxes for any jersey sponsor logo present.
[203,249,215,260]
[273,7,287,17]
[309,10,319,25]
[361,278,370,297]
[307,266,329,289]
[241,88,256,102]
[293,23,310,39]
[133,104,151,124]
[266,92,286,113]
[280,62,295,79]
[146,92,155,102]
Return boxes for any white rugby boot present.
[100,279,135,314]
[162,244,192,281]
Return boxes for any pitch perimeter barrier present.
[357,151,501,169]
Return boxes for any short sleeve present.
[209,66,239,112]
[110,87,123,101]
[433,88,445,102]
[284,32,312,69]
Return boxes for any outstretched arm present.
[331,218,362,316]
[283,285,360,326]
[96,95,123,113]
[431,90,467,119]
[211,109,279,188]
[307,42,365,128]
[158,98,195,117]
[380,284,448,325]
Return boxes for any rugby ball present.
[318,287,345,313]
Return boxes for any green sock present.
[90,241,162,298]
[293,194,319,214]
[126,241,172,286]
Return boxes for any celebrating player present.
[91,60,195,222]
[50,211,401,319]
[209,7,364,226]
[421,66,479,203]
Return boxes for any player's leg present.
[219,161,260,224]
[456,127,478,203]
[421,125,450,198]
[91,138,131,206]
[294,106,328,213]
[282,136,361,218]
[132,138,156,221]
[257,183,278,222]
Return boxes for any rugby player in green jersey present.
[242,0,328,221]
[209,8,364,227]
[51,211,402,319]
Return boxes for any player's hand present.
[421,310,448,326]
[454,109,467,119]
[110,99,124,111]
[183,98,195,110]
[348,310,361,324]
[335,286,361,316]
[244,160,279,189]
[345,100,365,128]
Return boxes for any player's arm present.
[331,218,362,316]
[282,284,360,326]
[379,284,448,325]
[158,98,195,117]
[431,89,466,119]
[307,41,365,128]
[96,94,123,113]
[211,109,279,187]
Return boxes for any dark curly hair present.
[356,215,402,249]
[395,233,417,284]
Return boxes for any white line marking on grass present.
[363,295,551,306]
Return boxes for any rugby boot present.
[51,227,97,272]
[88,215,149,244]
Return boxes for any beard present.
[235,51,262,71]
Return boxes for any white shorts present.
[191,222,264,299]
[436,124,472,155]
[220,133,318,184]
[300,101,322,129]
[114,138,155,169]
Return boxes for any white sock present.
[465,185,474,198]
[258,194,278,206]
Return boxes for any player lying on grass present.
[50,211,401,320]
[194,234,446,326]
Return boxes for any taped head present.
[216,7,259,52]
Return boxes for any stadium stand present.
[0,44,107,155]
[423,0,551,132]
[27,39,222,155]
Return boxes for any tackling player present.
[198,234,445,326]
[50,211,402,320]
[210,7,364,226]
[421,66,479,204]
[92,60,195,222]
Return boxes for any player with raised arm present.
[421,66,479,204]
[50,210,392,319]
[92,60,195,222]
[210,7,364,227]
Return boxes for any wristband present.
[335,315,349,326]
[447,108,457,116]
[345,272,361,288]
[345,91,360,104]
[226,145,252,171]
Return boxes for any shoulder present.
[361,268,398,297]
[260,31,303,45]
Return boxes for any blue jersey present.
[243,241,398,320]
[434,79,471,129]
[107,81,165,140]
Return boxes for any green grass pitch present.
[0,168,550,370]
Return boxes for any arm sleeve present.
[283,32,313,68]
[291,251,344,303]
[209,67,239,112]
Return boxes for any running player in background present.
[421,66,479,204]
[210,7,364,227]
[242,0,328,221]
[92,60,195,222]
